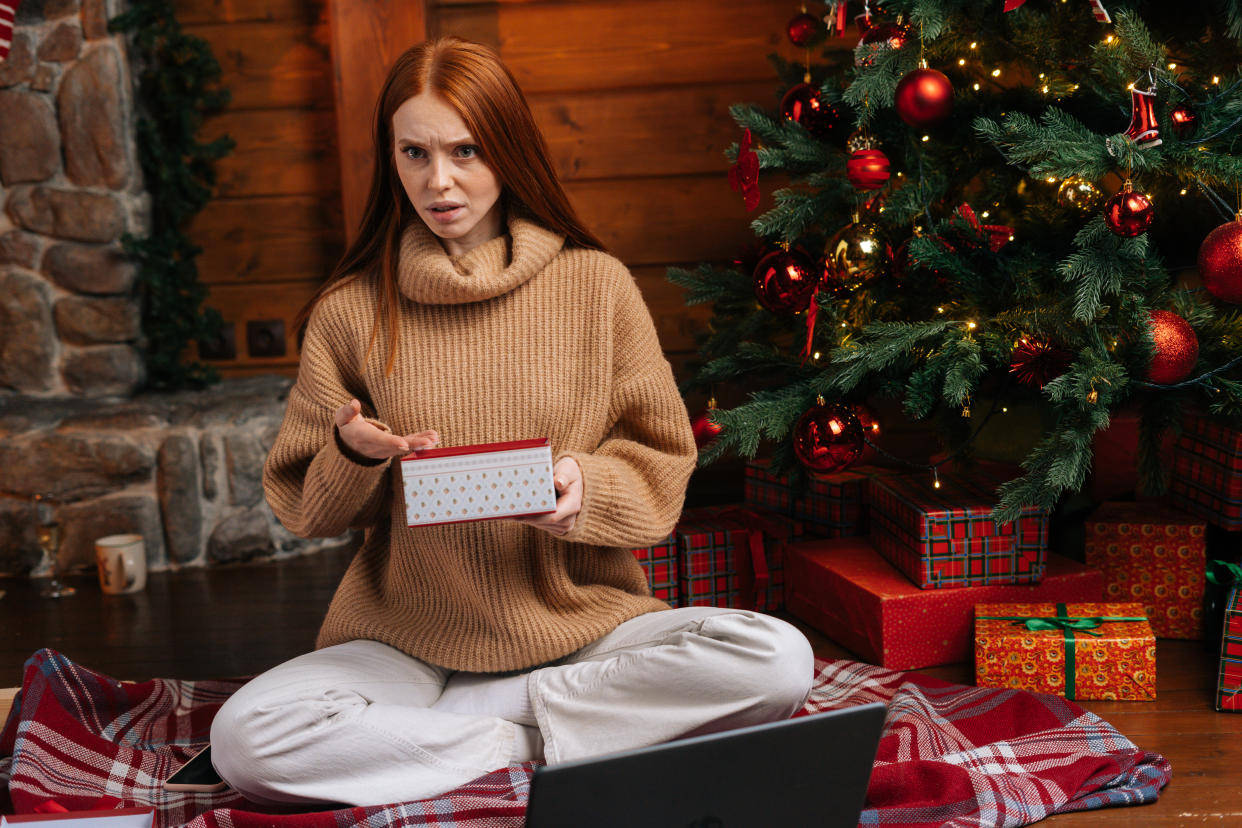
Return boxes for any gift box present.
[631,535,679,606]
[1218,585,1242,712]
[1084,501,1206,639]
[868,472,1048,589]
[783,537,1104,670]
[1170,412,1242,530]
[674,505,801,611]
[2,809,155,828]
[743,460,867,537]
[1207,559,1242,646]
[400,438,556,527]
[974,601,1156,701]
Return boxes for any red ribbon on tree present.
[802,284,819,365]
[1003,0,1110,23]
[714,506,792,611]
[954,203,1014,252]
[728,128,761,211]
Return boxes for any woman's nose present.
[427,156,452,190]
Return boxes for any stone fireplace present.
[0,1,345,577]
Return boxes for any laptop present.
[524,701,886,828]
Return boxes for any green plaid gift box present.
[743,459,867,538]
[868,473,1048,590]
[631,535,679,606]
[1218,584,1242,712]
[1170,411,1242,531]
[674,504,801,610]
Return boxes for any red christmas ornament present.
[780,83,842,140]
[1169,104,1198,139]
[793,398,865,474]
[753,247,817,313]
[1009,337,1072,389]
[786,11,822,47]
[1146,310,1198,385]
[1197,220,1242,304]
[1103,186,1154,237]
[691,399,723,449]
[1122,84,1161,148]
[894,67,954,127]
[728,128,760,212]
[846,148,890,190]
[855,21,909,66]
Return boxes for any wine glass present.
[34,493,76,599]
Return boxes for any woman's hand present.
[335,398,439,460]
[516,456,582,536]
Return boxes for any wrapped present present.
[1084,501,1206,639]
[743,459,867,537]
[674,505,801,611]
[1207,559,1242,646]
[631,535,679,606]
[400,439,555,526]
[1170,411,1242,530]
[1219,585,1242,712]
[868,472,1048,589]
[783,537,1104,670]
[974,601,1156,701]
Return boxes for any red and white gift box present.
[783,537,1103,671]
[400,438,556,527]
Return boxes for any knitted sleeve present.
[262,288,393,538]
[559,264,697,547]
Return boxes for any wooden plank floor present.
[2,548,1240,825]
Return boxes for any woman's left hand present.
[515,456,582,536]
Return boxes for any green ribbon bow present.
[978,604,1148,697]
[1206,560,1242,587]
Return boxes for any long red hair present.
[297,37,605,373]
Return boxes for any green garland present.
[110,0,233,389]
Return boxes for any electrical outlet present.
[246,319,287,358]
[198,322,236,361]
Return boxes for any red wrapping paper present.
[743,459,870,537]
[1219,585,1242,712]
[1084,501,1206,639]
[674,505,801,611]
[631,534,679,607]
[784,537,1104,670]
[1170,411,1242,530]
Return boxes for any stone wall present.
[0,375,353,577]
[0,0,145,397]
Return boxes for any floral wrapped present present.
[631,534,679,606]
[743,459,868,538]
[1219,584,1242,712]
[674,504,801,611]
[783,538,1104,671]
[975,602,1156,701]
[1170,411,1242,530]
[868,472,1048,589]
[1084,501,1206,639]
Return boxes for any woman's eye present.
[402,146,424,160]
[456,146,479,159]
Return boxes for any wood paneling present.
[183,19,333,111]
[201,280,322,367]
[201,109,339,198]
[189,196,343,285]
[177,0,322,24]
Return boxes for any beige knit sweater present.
[262,215,698,672]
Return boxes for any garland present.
[110,0,233,389]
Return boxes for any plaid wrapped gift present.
[1170,411,1242,530]
[674,504,800,611]
[1207,559,1242,646]
[743,459,868,537]
[1084,501,1206,639]
[785,538,1104,670]
[868,472,1048,589]
[631,534,679,606]
[975,601,1157,701]
[1218,584,1242,712]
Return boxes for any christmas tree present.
[672,0,1242,521]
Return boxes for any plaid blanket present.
[2,649,1169,828]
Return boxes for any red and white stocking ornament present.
[0,0,20,62]
[1123,82,1161,149]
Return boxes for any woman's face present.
[392,91,504,257]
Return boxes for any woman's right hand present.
[335,398,439,460]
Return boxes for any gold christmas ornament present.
[1056,177,1104,213]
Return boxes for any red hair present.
[297,37,605,372]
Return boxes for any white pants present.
[209,607,814,807]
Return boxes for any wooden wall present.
[181,0,809,382]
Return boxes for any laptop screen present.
[524,701,886,828]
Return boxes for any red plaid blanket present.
[2,649,1169,827]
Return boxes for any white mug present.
[95,534,147,595]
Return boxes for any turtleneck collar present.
[397,213,566,305]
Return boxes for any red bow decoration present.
[953,203,1014,253]
[1003,0,1110,23]
[728,128,761,212]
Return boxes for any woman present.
[209,36,814,808]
